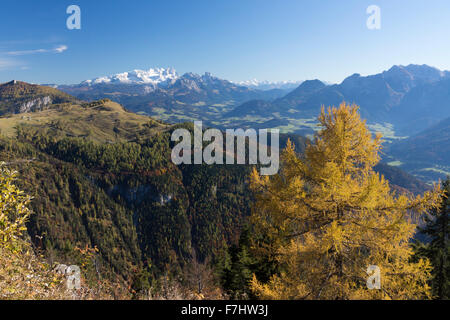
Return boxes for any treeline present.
[17,126,171,173]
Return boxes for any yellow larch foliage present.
[250,103,442,300]
[0,163,70,299]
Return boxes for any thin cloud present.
[6,45,68,56]
[0,57,21,70]
[0,36,63,46]
[54,45,68,53]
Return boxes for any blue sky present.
[1,0,450,84]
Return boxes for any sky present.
[0,0,450,85]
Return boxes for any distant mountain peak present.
[81,67,179,86]
[384,64,446,81]
[296,79,326,90]
[234,79,303,90]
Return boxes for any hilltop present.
[0,80,78,115]
[0,97,169,143]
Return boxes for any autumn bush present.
[0,163,68,299]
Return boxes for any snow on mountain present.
[234,79,303,90]
[69,67,303,92]
[81,67,179,86]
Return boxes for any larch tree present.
[249,103,442,300]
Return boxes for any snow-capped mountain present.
[56,68,291,128]
[58,68,294,101]
[81,67,179,86]
[64,67,303,93]
[234,79,302,90]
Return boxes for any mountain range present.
[222,64,450,135]
[80,67,179,87]
[57,69,289,125]
[233,79,303,90]
[51,64,450,183]
[56,64,450,135]
[0,79,436,192]
[2,64,449,183]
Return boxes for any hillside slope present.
[387,116,450,182]
[0,98,168,143]
[0,89,252,281]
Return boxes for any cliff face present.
[19,96,53,113]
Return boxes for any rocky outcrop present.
[19,96,52,113]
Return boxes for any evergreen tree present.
[415,178,450,299]
[222,228,255,299]
[250,103,442,300]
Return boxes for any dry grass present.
[0,100,171,143]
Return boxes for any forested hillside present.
[0,83,438,298]
[0,96,253,287]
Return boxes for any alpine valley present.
[55,64,450,183]
[0,63,448,290]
